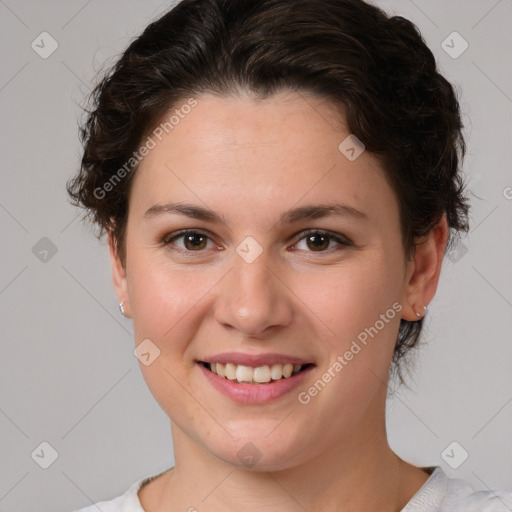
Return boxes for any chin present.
[207,434,309,472]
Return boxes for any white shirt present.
[73,466,512,511]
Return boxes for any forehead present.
[128,92,398,228]
[158,90,348,156]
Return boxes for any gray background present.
[0,0,511,510]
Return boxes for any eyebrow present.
[144,202,368,225]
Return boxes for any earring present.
[119,301,126,317]
[415,305,427,318]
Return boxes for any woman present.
[68,0,512,510]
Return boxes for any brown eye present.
[293,230,351,253]
[183,233,208,250]
[164,230,214,252]
[305,233,330,251]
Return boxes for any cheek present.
[303,253,402,347]
[126,248,206,354]
[126,254,207,420]
[289,256,403,420]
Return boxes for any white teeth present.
[225,363,237,380]
[253,365,271,383]
[282,363,293,378]
[236,365,253,383]
[206,362,305,383]
[216,362,226,378]
[270,364,283,380]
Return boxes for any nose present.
[213,250,294,338]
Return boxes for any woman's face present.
[112,91,419,470]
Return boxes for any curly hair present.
[67,0,470,386]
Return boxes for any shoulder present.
[72,479,142,512]
[442,481,512,512]
[404,466,512,512]
[71,468,172,512]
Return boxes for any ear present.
[108,231,131,318]
[401,213,449,321]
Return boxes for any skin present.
[109,90,448,511]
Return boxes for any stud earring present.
[415,305,427,318]
[119,301,126,317]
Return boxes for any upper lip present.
[198,352,314,367]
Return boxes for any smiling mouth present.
[200,361,314,384]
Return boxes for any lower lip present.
[198,363,314,404]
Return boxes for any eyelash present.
[162,229,352,255]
